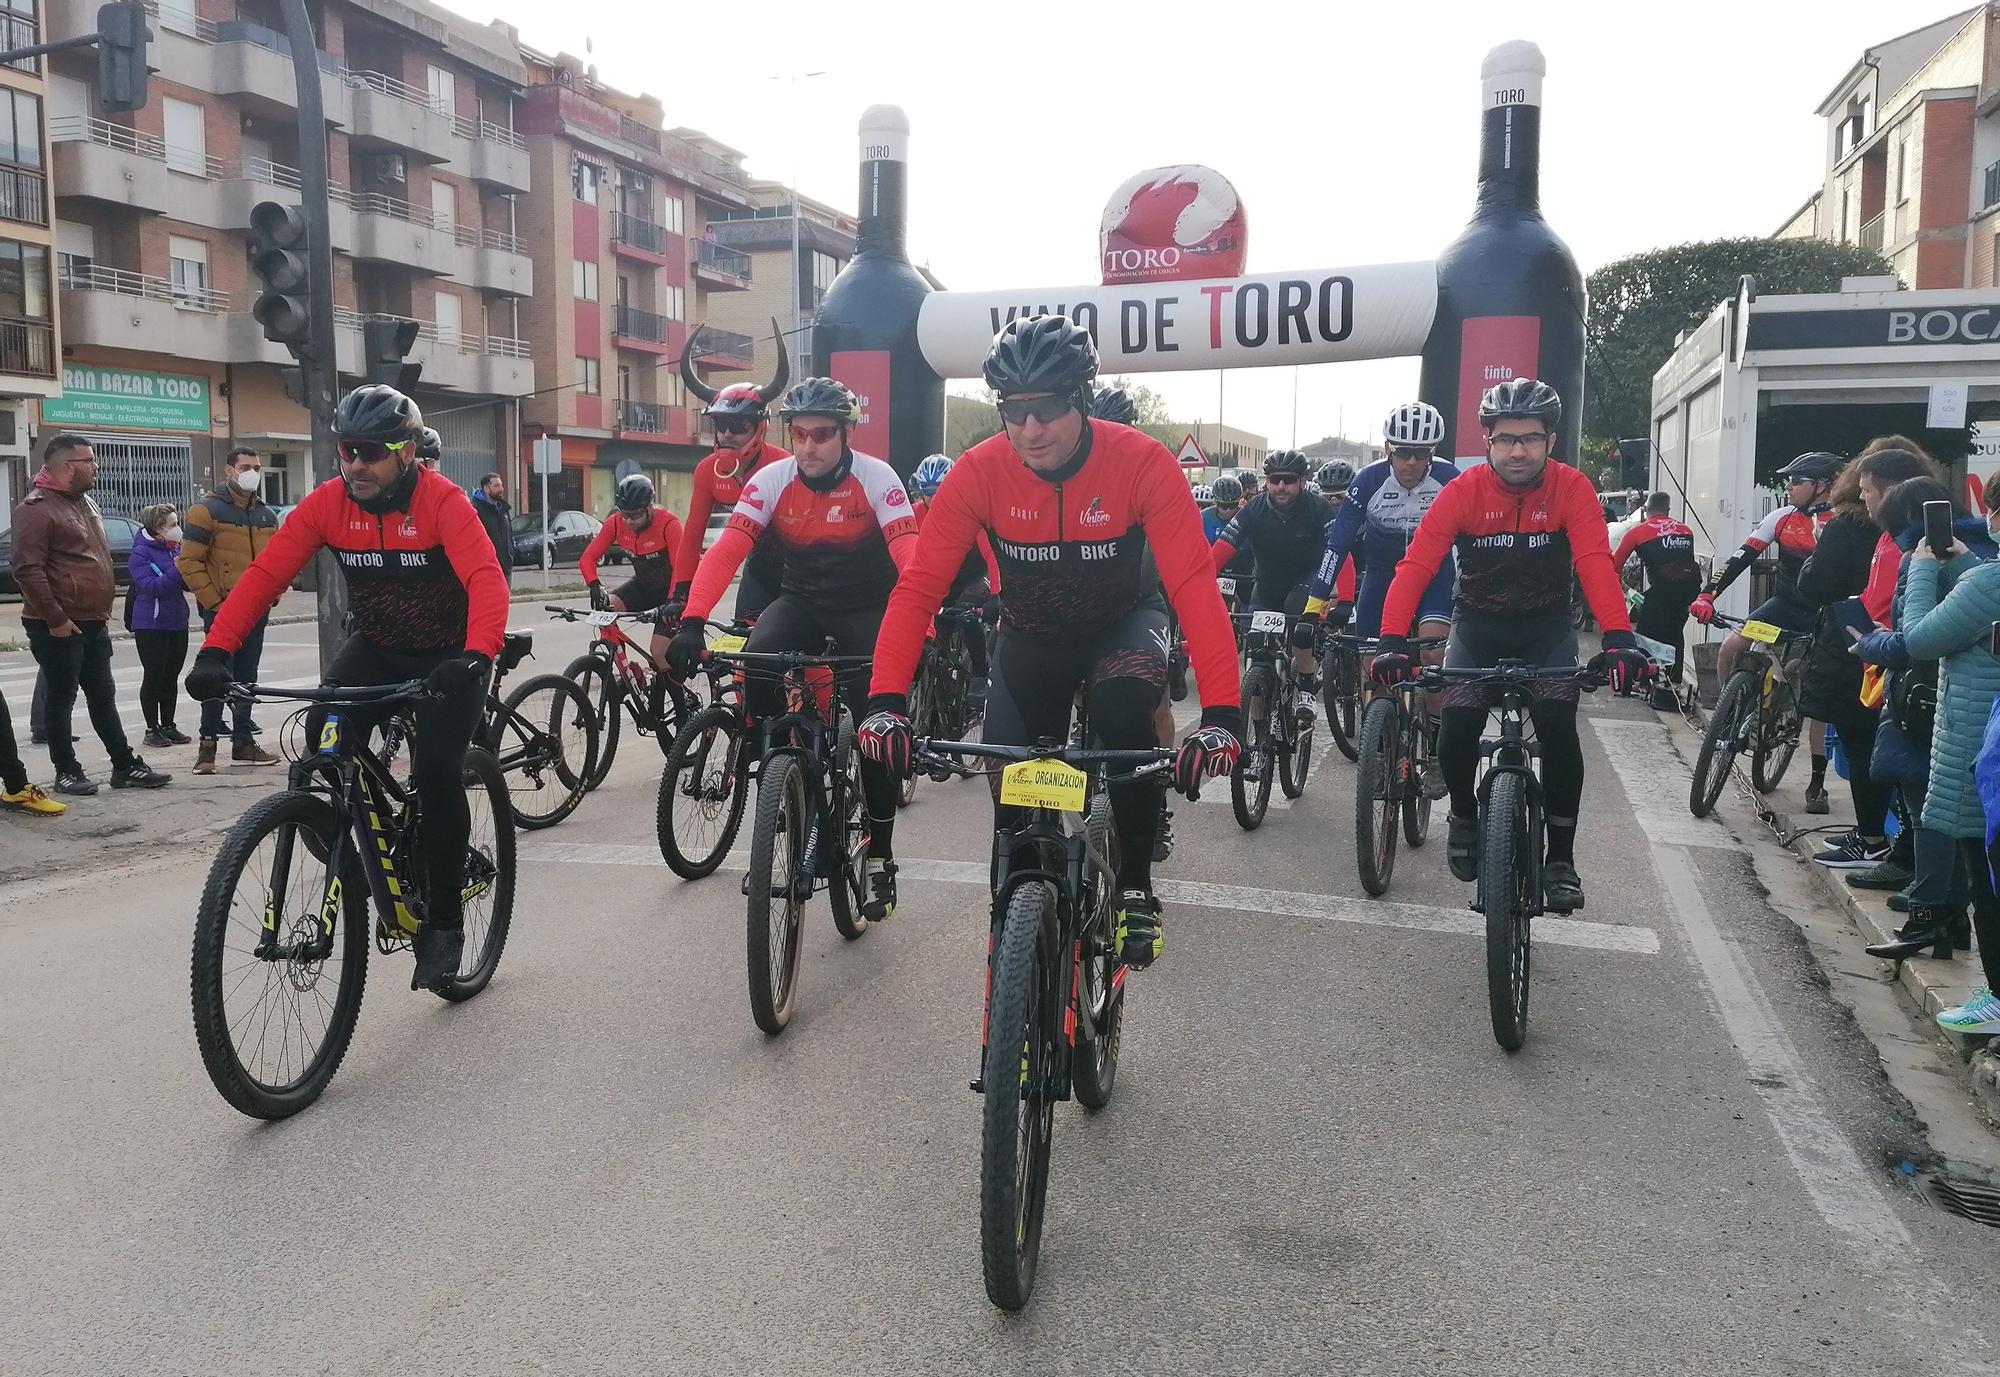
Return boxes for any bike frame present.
[1470,686,1547,918]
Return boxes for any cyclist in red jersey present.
[1689,451,1837,675]
[184,385,508,990]
[665,377,919,922]
[581,473,683,616]
[1370,379,1649,914]
[1610,491,1700,709]
[672,322,790,621]
[856,315,1243,970]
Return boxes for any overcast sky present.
[459,0,1962,450]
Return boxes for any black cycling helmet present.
[415,426,442,460]
[777,377,861,426]
[1264,449,1309,478]
[1477,377,1562,431]
[1233,468,1260,494]
[1316,460,1355,491]
[1090,387,1136,425]
[1775,451,1843,483]
[1210,474,1243,504]
[983,314,1098,399]
[332,384,423,445]
[613,473,655,514]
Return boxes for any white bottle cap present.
[1481,40,1545,109]
[859,105,910,163]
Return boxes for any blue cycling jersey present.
[1307,456,1463,602]
[1203,505,1255,582]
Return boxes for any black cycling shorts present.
[1443,607,1580,707]
[984,601,1170,750]
[611,576,670,616]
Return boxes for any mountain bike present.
[1320,620,1363,762]
[1420,661,1601,1052]
[912,728,1175,1312]
[190,681,515,1119]
[1689,612,1813,818]
[656,622,755,880]
[1230,608,1317,830]
[708,639,876,1034]
[553,605,697,790]
[1353,635,1448,896]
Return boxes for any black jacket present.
[1794,506,1878,721]
[473,490,514,579]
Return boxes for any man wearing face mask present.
[179,444,282,773]
[185,385,509,991]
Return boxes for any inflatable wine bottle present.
[811,105,944,478]
[1418,41,1586,467]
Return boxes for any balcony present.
[0,165,48,227]
[693,239,751,290]
[343,70,454,162]
[451,117,529,194]
[59,263,241,363]
[458,223,533,296]
[610,212,674,264]
[611,303,673,351]
[615,399,670,435]
[50,117,171,210]
[212,21,350,117]
[692,326,753,368]
[0,316,55,378]
[348,191,465,276]
[1858,213,1884,252]
[332,308,534,396]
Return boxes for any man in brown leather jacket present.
[11,433,169,794]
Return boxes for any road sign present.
[1175,432,1208,468]
[531,436,561,476]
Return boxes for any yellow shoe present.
[1,783,67,816]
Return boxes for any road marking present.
[527,840,1660,956]
[1586,717,1735,848]
[1591,717,1912,1251]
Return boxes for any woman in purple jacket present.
[129,503,192,747]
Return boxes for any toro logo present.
[1079,495,1112,528]
[1100,165,1247,286]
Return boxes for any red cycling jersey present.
[1611,513,1699,588]
[672,441,787,597]
[1382,459,1629,636]
[202,466,507,658]
[580,506,684,594]
[684,449,919,623]
[869,420,1240,710]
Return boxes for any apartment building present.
[512,48,763,518]
[701,179,855,386]
[0,0,61,516]
[1774,5,2000,290]
[41,0,535,517]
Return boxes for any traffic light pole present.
[279,0,346,672]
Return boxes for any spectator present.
[129,503,193,748]
[10,433,171,794]
[472,471,514,579]
[179,445,281,774]
[0,692,64,815]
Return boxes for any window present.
[616,274,633,306]
[1896,133,1912,204]
[0,238,50,319]
[157,0,199,38]
[426,64,455,117]
[571,258,598,301]
[661,194,683,236]
[574,356,600,395]
[663,369,685,410]
[431,178,455,233]
[571,155,602,203]
[0,89,41,169]
[434,291,461,347]
[812,249,839,294]
[616,363,632,402]
[55,219,90,281]
[168,235,208,305]
[163,97,206,177]
[660,283,683,320]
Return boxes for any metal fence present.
[68,433,198,521]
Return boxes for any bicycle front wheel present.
[1231,666,1275,831]
[433,747,516,1003]
[981,881,1059,1312]
[1479,770,1533,1052]
[563,653,621,791]
[1689,674,1753,817]
[1751,680,1802,794]
[1279,679,1314,800]
[746,754,809,1033]
[1072,790,1124,1110]
[1326,647,1360,762]
[656,704,750,879]
[1354,697,1400,896]
[191,791,369,1119]
[494,672,598,829]
[1403,709,1436,847]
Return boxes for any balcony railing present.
[51,115,165,160]
[1,11,38,73]
[693,325,754,361]
[0,165,48,226]
[0,315,54,376]
[457,223,526,255]
[696,239,750,281]
[1858,213,1884,252]
[59,261,230,313]
[332,307,531,358]
[146,0,223,44]
[612,304,670,343]
[616,399,669,433]
[619,116,660,152]
[611,212,669,255]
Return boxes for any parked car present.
[510,509,605,569]
[0,515,139,596]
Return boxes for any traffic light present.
[249,200,311,355]
[363,317,422,390]
[96,2,149,115]
[1617,438,1652,492]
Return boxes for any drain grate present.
[1913,1169,2000,1229]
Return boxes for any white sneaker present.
[1938,988,2000,1036]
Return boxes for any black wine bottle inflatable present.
[812,105,943,479]
[1418,42,1585,467]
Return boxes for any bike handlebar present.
[1705,612,1814,643]
[225,680,432,706]
[1414,662,1606,690]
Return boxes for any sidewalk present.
[1661,706,2000,1132]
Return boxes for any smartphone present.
[1924,500,1954,558]
[1830,596,1874,642]
[1991,621,2000,655]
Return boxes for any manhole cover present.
[1913,1169,2000,1229]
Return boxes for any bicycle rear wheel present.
[980,881,1058,1312]
[433,748,516,1002]
[1231,667,1274,831]
[1354,698,1400,896]
[827,731,871,941]
[191,791,368,1119]
[657,704,750,879]
[1751,680,1802,794]
[1403,708,1435,847]
[1326,647,1360,762]
[1479,770,1533,1052]
[1072,790,1124,1109]
[746,753,809,1033]
[494,673,598,830]
[563,653,621,791]
[1689,674,1752,817]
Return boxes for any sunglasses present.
[997,396,1074,426]
[788,422,841,446]
[1264,473,1302,486]
[337,439,408,465]
[1389,446,1434,461]
[713,419,757,437]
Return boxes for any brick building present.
[0,0,56,516]
[41,0,535,516]
[702,180,856,389]
[1774,5,2000,290]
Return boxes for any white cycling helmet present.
[1192,483,1213,505]
[1384,401,1445,450]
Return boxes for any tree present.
[1584,237,1894,443]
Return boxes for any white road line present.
[1591,717,1911,1251]
[526,840,1660,956]
[1585,717,1735,849]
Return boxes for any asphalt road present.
[3,622,1998,1375]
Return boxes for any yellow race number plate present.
[998,758,1089,811]
[709,634,747,654]
[1740,619,1780,644]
